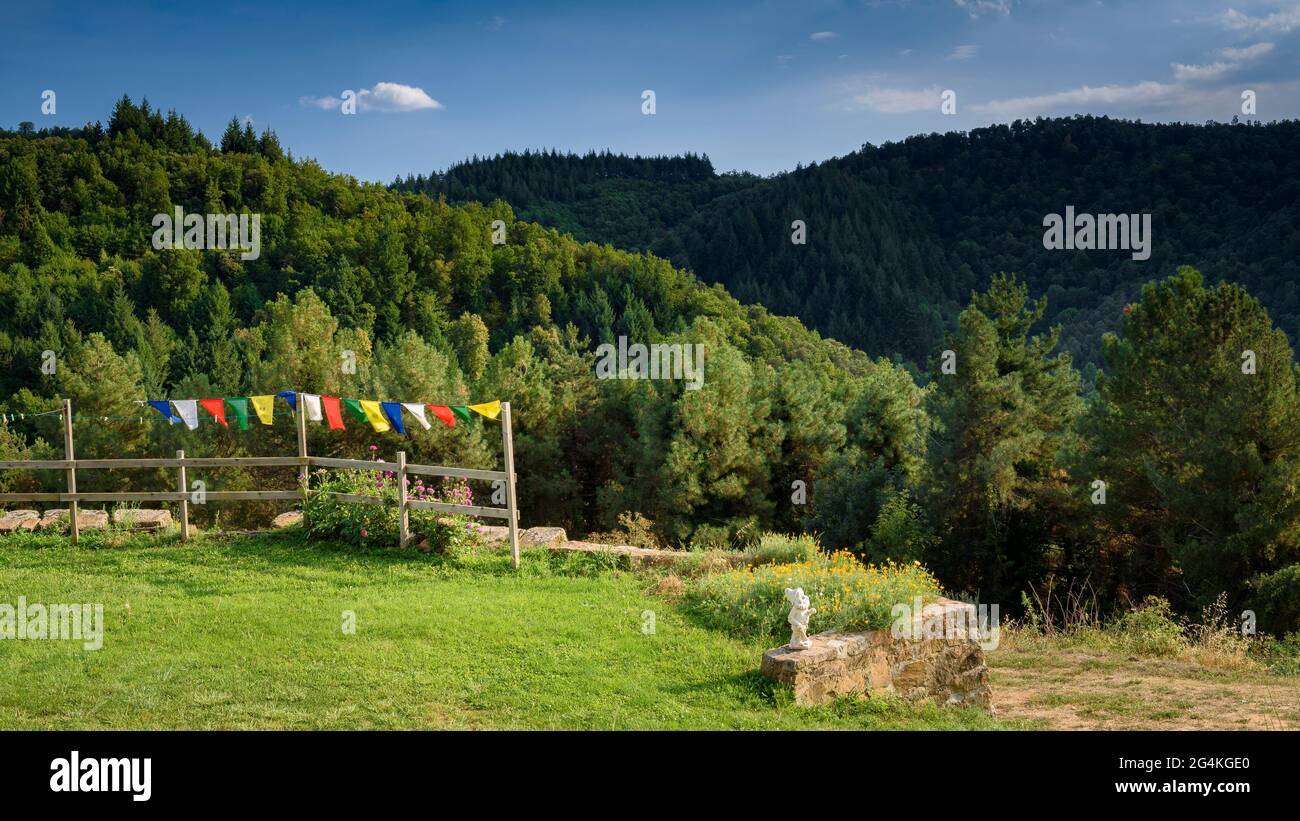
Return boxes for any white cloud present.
[1172,41,1273,82]
[854,85,944,113]
[954,0,1012,18]
[1217,4,1300,34]
[948,44,979,61]
[972,81,1182,116]
[299,82,443,113]
[810,31,839,41]
[1172,61,1233,80]
[776,54,794,64]
[1220,41,1274,60]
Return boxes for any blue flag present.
[147,400,180,423]
[276,391,298,411]
[380,402,406,435]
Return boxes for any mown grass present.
[0,530,1021,730]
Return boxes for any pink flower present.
[369,445,378,452]
[360,528,368,538]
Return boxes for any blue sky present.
[3,0,1298,181]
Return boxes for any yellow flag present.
[250,395,275,425]
[468,400,501,420]
[359,400,391,432]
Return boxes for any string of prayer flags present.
[250,395,275,426]
[199,398,228,427]
[321,395,346,430]
[468,400,502,420]
[400,402,432,430]
[226,397,250,430]
[172,399,199,431]
[147,400,180,424]
[302,394,323,423]
[358,400,391,433]
[342,398,368,426]
[428,404,456,428]
[132,392,502,434]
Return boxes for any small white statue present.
[784,586,817,651]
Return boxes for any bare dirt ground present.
[987,643,1300,729]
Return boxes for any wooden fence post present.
[396,450,409,549]
[501,401,520,570]
[177,449,190,541]
[295,392,308,503]
[62,399,79,545]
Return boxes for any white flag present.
[172,399,199,431]
[303,393,323,422]
[401,402,432,430]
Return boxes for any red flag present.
[199,398,228,427]
[428,404,456,428]
[321,395,346,430]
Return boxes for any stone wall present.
[760,597,991,709]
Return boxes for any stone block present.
[113,508,173,530]
[761,597,992,710]
[0,509,41,534]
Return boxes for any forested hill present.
[392,149,758,252]
[394,117,1300,369]
[0,96,893,541]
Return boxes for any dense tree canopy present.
[399,117,1300,372]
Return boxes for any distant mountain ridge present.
[394,116,1300,370]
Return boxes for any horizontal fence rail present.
[0,395,522,567]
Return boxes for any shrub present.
[1250,564,1300,636]
[865,491,933,564]
[1250,631,1300,676]
[302,462,481,558]
[749,532,819,566]
[1110,596,1187,657]
[683,550,942,639]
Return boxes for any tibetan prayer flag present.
[200,398,228,427]
[147,400,180,423]
[172,399,200,431]
[359,400,391,433]
[342,398,368,425]
[302,394,323,422]
[321,395,345,430]
[450,405,472,425]
[250,395,275,426]
[468,400,502,420]
[428,404,455,428]
[226,398,250,430]
[401,402,432,430]
[276,391,298,411]
[380,402,406,435]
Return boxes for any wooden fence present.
[0,395,522,568]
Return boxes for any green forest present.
[395,117,1300,373]
[4,97,1300,635]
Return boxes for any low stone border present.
[760,597,992,709]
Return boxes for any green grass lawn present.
[0,530,1019,730]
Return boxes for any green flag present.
[450,405,473,425]
[226,397,250,431]
[342,398,369,424]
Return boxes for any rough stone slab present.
[519,526,567,549]
[761,597,992,710]
[548,540,750,567]
[37,508,109,531]
[474,525,509,544]
[0,509,41,534]
[271,511,303,528]
[113,508,173,530]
